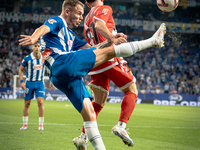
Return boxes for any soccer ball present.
[157,0,179,12]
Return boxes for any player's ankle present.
[117,121,127,128]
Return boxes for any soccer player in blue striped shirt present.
[19,0,165,149]
[19,40,45,131]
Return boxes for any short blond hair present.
[62,0,84,12]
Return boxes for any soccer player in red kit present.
[73,0,138,148]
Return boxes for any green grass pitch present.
[0,99,200,150]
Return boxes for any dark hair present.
[62,0,84,12]
[85,0,96,3]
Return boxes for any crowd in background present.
[0,27,33,88]
[126,42,200,95]
[0,1,200,95]
[12,0,200,24]
[0,26,199,95]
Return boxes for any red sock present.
[81,101,103,133]
[119,92,137,123]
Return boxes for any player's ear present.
[86,2,91,8]
[65,8,70,15]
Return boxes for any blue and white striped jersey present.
[21,52,45,82]
[41,16,87,53]
[40,16,87,76]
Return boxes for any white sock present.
[84,121,106,150]
[117,121,126,128]
[81,132,88,142]
[23,116,28,125]
[114,38,155,57]
[39,117,44,125]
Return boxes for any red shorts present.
[89,62,136,93]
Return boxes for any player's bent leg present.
[73,98,94,150]
[112,83,137,147]
[102,65,136,146]
[93,46,116,68]
[81,92,105,134]
[113,23,166,58]
[94,23,166,69]
[77,98,106,150]
[122,82,138,96]
[93,87,108,107]
[81,98,96,121]
[51,73,105,149]
[120,83,138,124]
[73,89,107,150]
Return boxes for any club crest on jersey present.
[70,33,75,41]
[68,40,73,51]
[102,9,109,15]
[48,19,57,24]
[33,64,43,70]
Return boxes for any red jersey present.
[84,5,125,75]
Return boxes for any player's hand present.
[20,82,26,90]
[111,33,127,45]
[113,37,127,45]
[115,33,127,40]
[19,35,37,46]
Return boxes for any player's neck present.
[33,52,40,59]
[60,13,68,25]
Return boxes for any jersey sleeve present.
[72,32,87,50]
[43,16,60,32]
[94,5,113,24]
[21,57,28,67]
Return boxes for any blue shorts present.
[50,48,96,113]
[24,81,45,100]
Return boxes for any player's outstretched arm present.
[95,20,127,45]
[19,25,50,46]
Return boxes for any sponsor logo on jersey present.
[48,19,57,24]
[42,48,52,62]
[102,9,109,15]
[33,64,43,70]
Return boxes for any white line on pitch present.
[0,122,199,129]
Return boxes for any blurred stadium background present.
[0,1,200,150]
[0,0,200,106]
